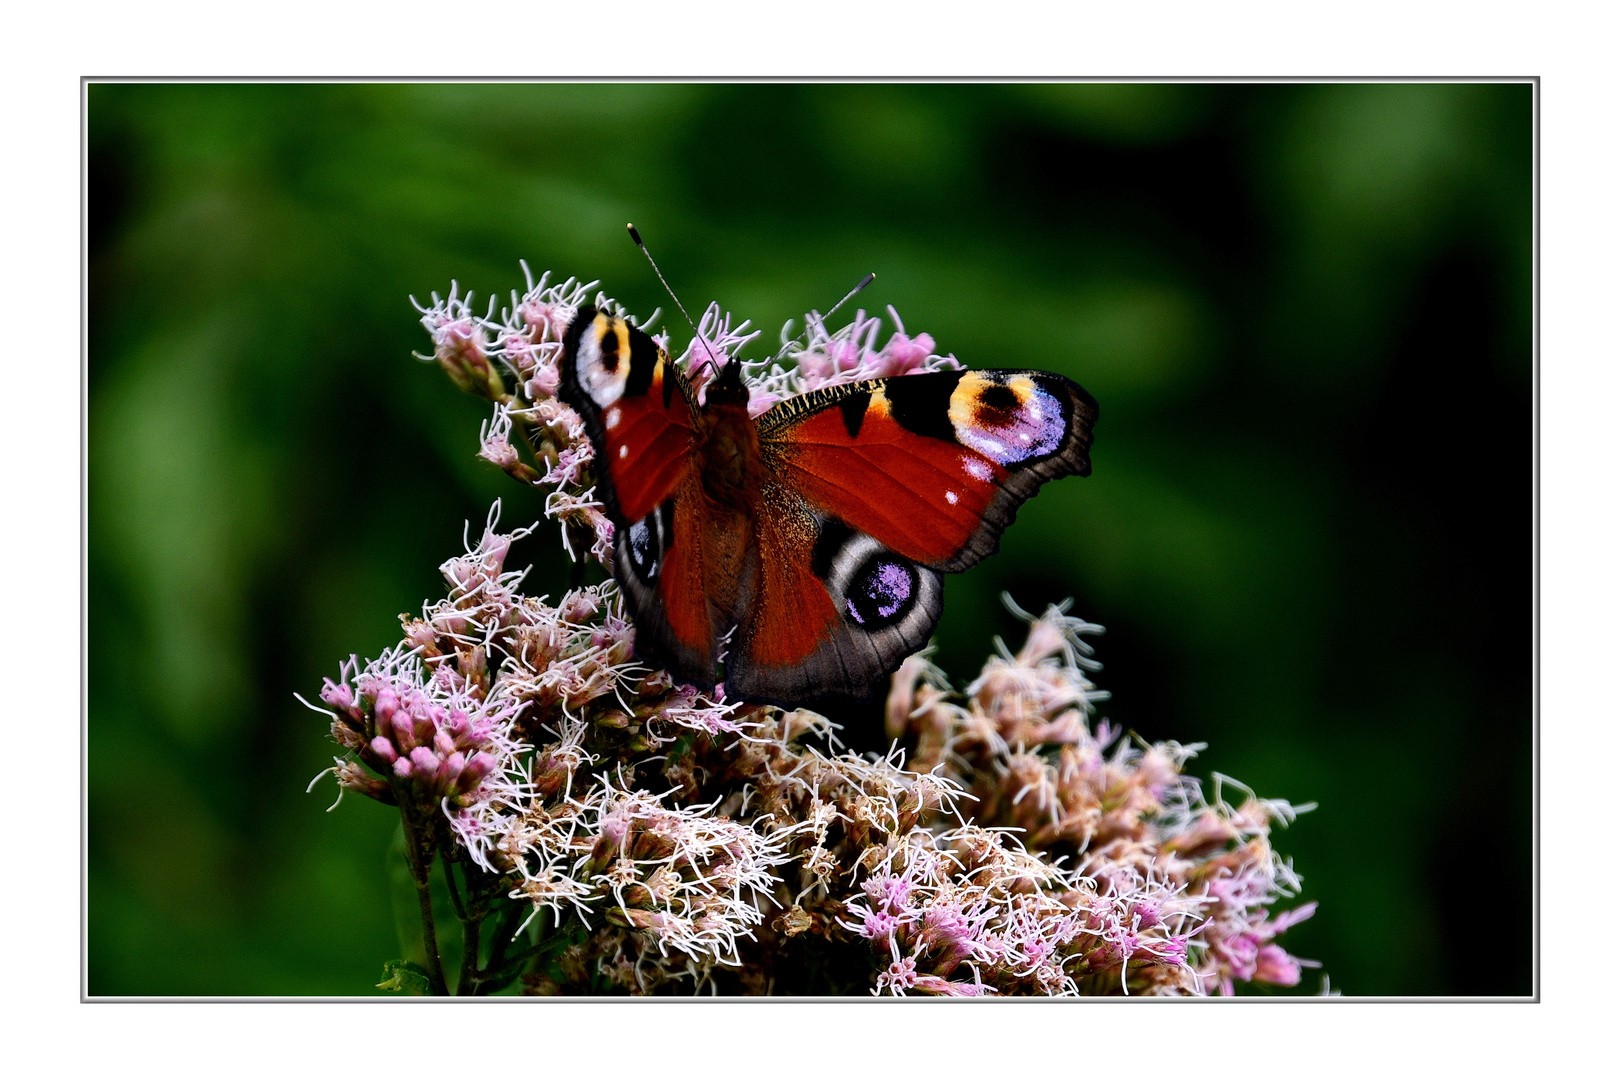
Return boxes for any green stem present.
[457,877,484,996]
[444,856,469,923]
[401,810,450,997]
[470,899,530,996]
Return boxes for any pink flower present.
[478,409,521,470]
[875,955,919,996]
[525,355,561,399]
[679,303,761,394]
[856,905,900,941]
[1253,944,1303,987]
[413,283,505,399]
[873,330,935,377]
[864,870,917,913]
[517,299,571,345]
[320,677,356,716]
[542,444,593,488]
[746,391,782,418]
[589,512,615,565]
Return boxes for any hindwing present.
[723,485,944,705]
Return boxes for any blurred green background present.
[88,82,1532,997]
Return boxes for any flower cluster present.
[314,642,526,821]
[312,513,1320,996]
[884,601,1320,994]
[309,266,1322,996]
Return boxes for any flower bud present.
[412,710,438,749]
[389,710,417,752]
[526,357,561,400]
[1222,931,1261,981]
[559,589,600,624]
[584,811,632,874]
[458,647,490,698]
[1016,614,1071,666]
[432,317,505,400]
[401,618,441,656]
[479,434,521,470]
[912,974,991,997]
[373,687,399,729]
[885,655,929,740]
[330,719,365,751]
[877,956,919,994]
[457,752,496,795]
[334,760,394,803]
[594,709,630,730]
[320,679,356,714]
[369,736,399,764]
[442,750,467,781]
[639,670,674,696]
[1129,900,1161,930]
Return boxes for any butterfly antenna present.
[772,271,876,362]
[824,271,876,322]
[627,223,722,373]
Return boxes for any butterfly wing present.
[558,306,717,685]
[757,369,1098,571]
[723,369,1097,703]
[559,305,698,526]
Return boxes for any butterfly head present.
[703,356,751,409]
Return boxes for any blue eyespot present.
[953,376,1067,466]
[625,517,658,581]
[845,557,917,628]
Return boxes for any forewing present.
[559,305,697,525]
[757,370,1097,572]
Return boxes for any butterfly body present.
[559,305,1097,706]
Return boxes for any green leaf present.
[377,959,434,995]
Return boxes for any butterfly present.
[558,305,1097,706]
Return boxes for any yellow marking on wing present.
[947,372,992,431]
[1003,375,1039,405]
[949,372,1038,432]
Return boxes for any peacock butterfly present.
[558,304,1097,706]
